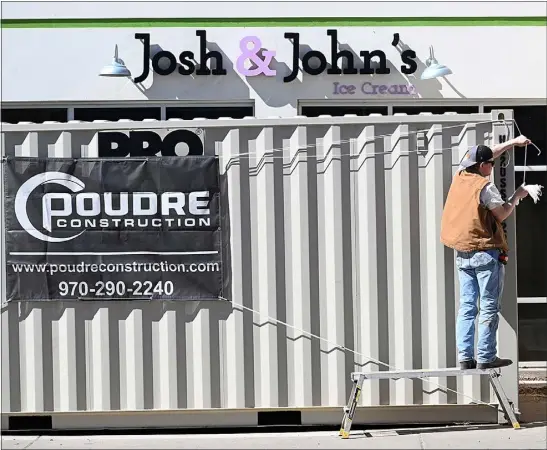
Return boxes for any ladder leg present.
[488,371,520,429]
[339,380,356,436]
[340,374,365,439]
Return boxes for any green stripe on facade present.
[1,16,546,28]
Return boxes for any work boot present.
[460,359,477,370]
[477,357,513,369]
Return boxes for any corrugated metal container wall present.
[1,112,519,430]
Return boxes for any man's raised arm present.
[492,135,531,159]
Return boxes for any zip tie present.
[522,184,543,204]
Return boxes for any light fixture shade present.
[421,63,453,80]
[99,45,132,77]
[420,45,452,80]
[99,60,132,77]
[100,60,132,77]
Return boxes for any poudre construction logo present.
[15,171,211,243]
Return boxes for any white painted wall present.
[2,25,546,118]
[3,1,545,20]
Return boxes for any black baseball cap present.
[460,145,494,168]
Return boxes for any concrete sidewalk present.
[3,423,546,449]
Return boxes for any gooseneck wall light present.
[421,46,453,80]
[99,45,132,77]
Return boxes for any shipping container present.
[1,111,519,431]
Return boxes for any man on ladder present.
[340,135,531,439]
[440,135,530,369]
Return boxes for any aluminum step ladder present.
[339,367,520,439]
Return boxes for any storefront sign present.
[332,81,417,96]
[4,157,226,302]
[236,36,276,77]
[133,30,417,84]
[283,31,417,82]
[134,31,227,83]
[98,129,204,157]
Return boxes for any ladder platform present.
[341,366,519,439]
[351,367,500,381]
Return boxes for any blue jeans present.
[456,249,505,364]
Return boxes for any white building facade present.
[3,0,545,358]
[0,3,546,430]
[1,1,546,120]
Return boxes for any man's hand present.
[491,184,530,222]
[514,184,530,200]
[513,135,531,147]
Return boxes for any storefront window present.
[484,105,547,306]
[392,105,479,115]
[301,106,388,117]
[1,108,68,124]
[74,107,161,121]
[517,302,546,361]
[166,106,253,120]
[514,170,547,298]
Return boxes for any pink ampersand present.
[236,36,276,77]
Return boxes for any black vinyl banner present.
[3,157,226,302]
